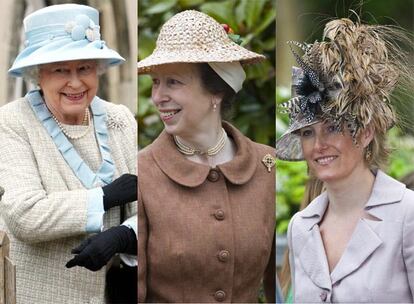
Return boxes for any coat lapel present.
[298,192,332,290]
[296,171,407,288]
[330,218,382,284]
[299,225,332,290]
[328,170,405,284]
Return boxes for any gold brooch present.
[262,154,275,172]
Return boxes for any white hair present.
[22,65,40,85]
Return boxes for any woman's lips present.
[62,92,86,102]
[159,110,180,122]
[315,155,338,165]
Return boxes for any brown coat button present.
[207,169,220,182]
[214,209,225,220]
[214,290,226,302]
[218,250,230,262]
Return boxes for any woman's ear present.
[212,95,223,106]
[211,95,223,111]
[361,125,375,148]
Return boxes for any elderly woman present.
[276,18,414,302]
[0,4,136,304]
[137,10,275,303]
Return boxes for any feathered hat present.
[276,18,407,161]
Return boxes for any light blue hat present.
[9,4,125,77]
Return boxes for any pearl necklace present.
[51,108,92,140]
[174,128,227,156]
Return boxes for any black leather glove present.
[102,173,137,211]
[65,225,137,271]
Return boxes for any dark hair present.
[196,63,236,119]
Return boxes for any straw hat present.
[137,10,265,74]
[9,4,124,77]
[276,18,404,161]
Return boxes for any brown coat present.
[138,122,275,303]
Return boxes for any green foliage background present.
[138,0,276,149]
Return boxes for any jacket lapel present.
[298,192,332,290]
[330,218,382,284]
[296,170,407,288]
[299,225,332,290]
[329,170,405,284]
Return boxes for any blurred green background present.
[276,0,414,236]
[138,0,276,149]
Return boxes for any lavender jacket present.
[288,170,414,303]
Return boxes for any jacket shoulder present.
[248,140,276,171]
[0,98,32,119]
[288,211,307,236]
[402,187,414,217]
[0,98,36,135]
[138,144,153,160]
[100,99,135,121]
[250,140,275,156]
[287,212,305,252]
[138,138,159,170]
[402,187,414,202]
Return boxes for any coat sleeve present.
[402,191,414,301]
[0,109,89,244]
[138,185,147,302]
[263,232,276,303]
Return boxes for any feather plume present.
[285,17,413,141]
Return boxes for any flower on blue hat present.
[65,14,101,42]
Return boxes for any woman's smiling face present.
[38,59,98,125]
[300,121,372,183]
[150,63,220,137]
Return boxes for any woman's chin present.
[163,119,186,136]
[163,124,178,136]
[312,168,339,183]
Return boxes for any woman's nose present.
[314,133,328,150]
[151,84,168,106]
[67,72,82,88]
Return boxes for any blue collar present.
[27,90,114,188]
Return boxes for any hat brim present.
[9,38,124,77]
[137,44,265,74]
[276,115,320,161]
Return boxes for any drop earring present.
[365,146,372,162]
[213,103,217,112]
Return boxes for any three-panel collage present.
[0,0,413,303]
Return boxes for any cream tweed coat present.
[0,96,137,304]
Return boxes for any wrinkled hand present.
[102,173,137,211]
[66,226,137,271]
